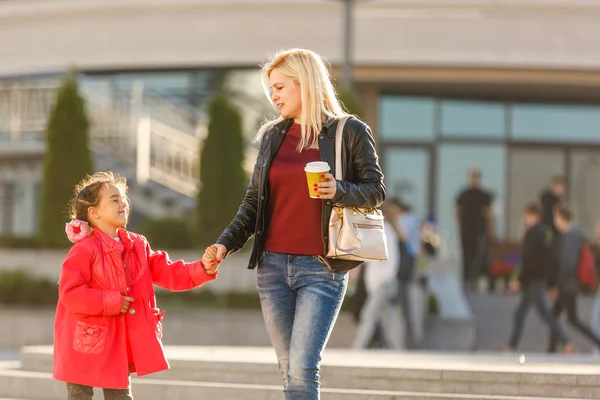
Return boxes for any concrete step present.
[19,346,600,399]
[0,367,591,400]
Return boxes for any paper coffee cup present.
[305,161,330,198]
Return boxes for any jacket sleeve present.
[216,139,263,254]
[146,238,217,291]
[59,244,123,316]
[332,119,386,209]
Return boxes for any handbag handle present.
[334,116,351,180]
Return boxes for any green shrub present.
[0,269,261,310]
[197,92,247,247]
[39,72,94,248]
[140,218,194,249]
[156,290,261,310]
[337,88,364,118]
[0,236,40,249]
[0,270,57,306]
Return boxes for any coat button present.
[263,162,266,167]
[87,328,94,335]
[129,308,136,315]
[126,286,131,292]
[261,196,265,200]
[326,201,332,205]
[256,230,261,235]
[281,129,285,133]
[319,135,324,139]
[123,263,127,268]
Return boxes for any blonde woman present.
[204,48,385,399]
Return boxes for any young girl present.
[53,171,218,400]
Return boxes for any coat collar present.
[93,227,134,253]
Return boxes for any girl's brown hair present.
[70,171,130,223]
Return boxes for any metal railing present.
[0,79,201,197]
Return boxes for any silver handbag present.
[326,117,388,262]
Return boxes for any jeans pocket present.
[73,321,108,355]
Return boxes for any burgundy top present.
[263,123,325,255]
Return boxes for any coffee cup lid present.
[305,161,330,173]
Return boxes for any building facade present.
[2,0,600,245]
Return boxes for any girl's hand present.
[121,296,134,313]
[202,245,224,275]
[315,173,337,199]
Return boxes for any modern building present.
[2,0,600,249]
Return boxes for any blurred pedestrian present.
[547,204,600,353]
[506,202,573,353]
[352,201,404,350]
[455,168,493,289]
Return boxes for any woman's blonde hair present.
[257,48,348,151]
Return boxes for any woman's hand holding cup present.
[305,161,336,199]
[314,173,337,199]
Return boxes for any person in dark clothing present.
[506,202,573,353]
[540,175,566,230]
[539,175,566,285]
[547,204,600,353]
[455,168,493,288]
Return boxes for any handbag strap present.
[334,116,351,180]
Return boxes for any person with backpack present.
[547,204,600,353]
[589,220,600,345]
[506,202,573,353]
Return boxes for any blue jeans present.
[257,251,348,400]
[508,280,568,349]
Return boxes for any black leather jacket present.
[216,117,386,272]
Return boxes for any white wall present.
[2,0,600,75]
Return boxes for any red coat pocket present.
[73,321,108,355]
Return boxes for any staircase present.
[0,77,203,222]
[0,346,598,399]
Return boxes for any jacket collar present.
[323,118,337,138]
[93,227,134,253]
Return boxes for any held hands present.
[314,173,337,200]
[121,296,134,313]
[202,244,227,275]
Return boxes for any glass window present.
[441,100,505,138]
[383,148,430,220]
[569,150,600,237]
[512,104,600,142]
[507,148,565,240]
[435,144,507,246]
[379,96,436,141]
[114,72,192,108]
